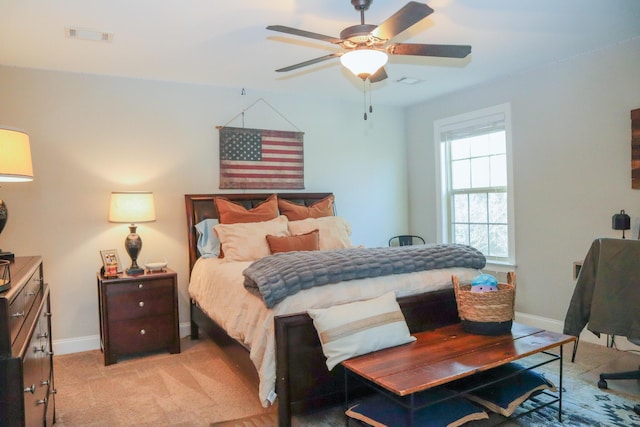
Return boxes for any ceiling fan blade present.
[266,25,342,44]
[369,67,388,83]
[369,2,434,41]
[275,53,341,72]
[388,43,471,58]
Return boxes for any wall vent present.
[65,27,113,43]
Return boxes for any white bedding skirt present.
[188,256,479,407]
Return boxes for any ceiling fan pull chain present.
[368,79,373,114]
[363,80,368,120]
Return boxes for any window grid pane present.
[440,107,511,263]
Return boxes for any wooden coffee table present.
[342,322,576,426]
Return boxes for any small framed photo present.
[100,249,122,277]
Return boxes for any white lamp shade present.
[340,49,388,79]
[109,191,156,223]
[0,128,34,182]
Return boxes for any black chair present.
[388,235,425,247]
[597,337,640,415]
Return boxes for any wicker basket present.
[452,272,516,335]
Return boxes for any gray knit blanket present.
[243,244,486,308]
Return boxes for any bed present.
[185,192,484,427]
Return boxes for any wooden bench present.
[342,322,576,426]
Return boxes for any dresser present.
[0,256,55,427]
[97,268,180,365]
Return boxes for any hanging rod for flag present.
[216,97,303,133]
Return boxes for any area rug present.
[210,411,278,427]
[211,357,640,427]
[212,390,639,427]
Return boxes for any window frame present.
[434,103,516,267]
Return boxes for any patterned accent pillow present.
[288,216,353,250]
[266,230,319,254]
[214,194,278,224]
[214,215,289,262]
[277,195,334,221]
[308,291,416,370]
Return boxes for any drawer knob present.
[11,311,25,318]
[138,301,145,307]
[36,398,47,405]
[38,332,49,339]
[138,284,144,289]
[24,384,35,394]
[140,329,146,335]
[41,380,50,386]
[26,291,37,297]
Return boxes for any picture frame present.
[100,249,122,277]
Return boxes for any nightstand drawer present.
[109,315,175,354]
[107,284,174,321]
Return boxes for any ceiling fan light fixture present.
[340,49,388,80]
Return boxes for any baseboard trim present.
[515,311,610,346]
[55,316,621,356]
[53,322,193,355]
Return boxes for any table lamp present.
[0,128,34,269]
[611,209,630,239]
[109,191,156,275]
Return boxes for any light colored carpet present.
[53,337,639,427]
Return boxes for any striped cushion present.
[308,292,416,370]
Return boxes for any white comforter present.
[188,256,479,407]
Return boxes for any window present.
[435,104,515,265]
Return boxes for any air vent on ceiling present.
[396,77,422,85]
[65,27,113,43]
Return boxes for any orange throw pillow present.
[278,195,334,221]
[266,230,320,254]
[215,194,278,224]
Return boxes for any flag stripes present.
[219,127,304,189]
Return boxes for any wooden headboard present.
[184,193,333,272]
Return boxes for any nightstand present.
[97,268,180,365]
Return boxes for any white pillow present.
[308,292,416,370]
[288,216,353,251]
[195,218,219,257]
[214,215,289,262]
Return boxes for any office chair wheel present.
[597,378,608,389]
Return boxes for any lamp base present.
[0,251,14,262]
[0,280,10,292]
[126,266,145,276]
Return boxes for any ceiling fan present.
[266,0,471,83]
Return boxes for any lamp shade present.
[0,128,33,182]
[340,49,388,79]
[109,191,156,223]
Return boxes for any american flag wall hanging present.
[219,126,304,189]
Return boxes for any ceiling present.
[1,0,639,107]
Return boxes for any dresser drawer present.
[8,270,42,348]
[107,280,174,321]
[109,315,176,354]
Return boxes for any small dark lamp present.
[612,209,631,239]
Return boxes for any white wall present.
[0,66,408,352]
[406,37,640,326]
